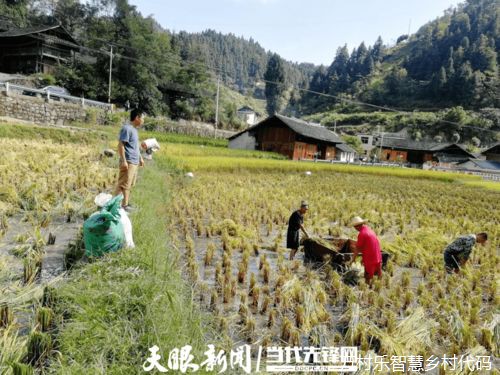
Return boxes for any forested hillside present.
[0,0,273,127]
[0,0,498,141]
[172,30,315,95]
[297,0,499,114]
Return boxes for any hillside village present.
[0,0,499,373]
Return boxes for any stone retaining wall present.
[0,91,237,139]
[0,91,107,125]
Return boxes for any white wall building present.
[237,106,257,126]
[336,143,357,163]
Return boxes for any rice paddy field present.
[165,143,499,372]
[0,121,498,374]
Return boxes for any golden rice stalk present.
[0,303,13,328]
[239,304,248,322]
[290,328,300,347]
[253,244,259,256]
[243,315,256,342]
[204,243,216,266]
[231,279,237,298]
[275,275,285,290]
[219,317,228,332]
[222,252,231,270]
[268,309,277,328]
[261,335,272,350]
[259,255,266,270]
[281,317,293,342]
[251,286,260,308]
[261,296,272,315]
[369,307,438,357]
[210,289,218,310]
[223,282,232,304]
[344,303,360,346]
[401,271,411,288]
[274,288,281,307]
[249,273,256,296]
[237,263,246,283]
[281,275,329,334]
[295,305,305,329]
[262,264,270,284]
[479,315,499,354]
[403,290,414,309]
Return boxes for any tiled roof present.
[229,114,343,144]
[336,143,357,153]
[274,114,343,144]
[0,24,61,37]
[481,143,500,155]
[375,137,475,157]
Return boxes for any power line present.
[18,29,500,135]
[208,69,500,135]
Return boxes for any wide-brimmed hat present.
[300,200,309,208]
[351,216,367,227]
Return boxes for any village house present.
[356,134,376,157]
[0,23,79,74]
[482,143,500,161]
[456,159,500,176]
[236,106,258,126]
[374,136,476,165]
[228,114,354,161]
[336,143,357,163]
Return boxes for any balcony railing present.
[0,82,112,110]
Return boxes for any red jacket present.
[356,225,382,265]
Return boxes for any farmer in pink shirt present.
[350,216,383,286]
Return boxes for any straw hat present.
[351,216,367,227]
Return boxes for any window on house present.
[361,137,369,144]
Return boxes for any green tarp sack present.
[83,194,125,257]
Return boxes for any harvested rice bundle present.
[281,275,330,334]
[368,308,438,357]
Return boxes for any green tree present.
[0,0,29,27]
[385,67,408,95]
[342,135,363,154]
[444,106,468,124]
[371,36,385,62]
[264,53,286,115]
[472,35,497,72]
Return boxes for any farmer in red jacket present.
[350,216,383,286]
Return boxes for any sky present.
[128,0,462,65]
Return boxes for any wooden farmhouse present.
[374,137,476,165]
[0,23,79,74]
[228,114,355,161]
[482,143,500,161]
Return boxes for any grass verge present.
[46,156,211,374]
[0,123,110,145]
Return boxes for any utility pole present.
[108,45,113,104]
[214,75,220,137]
